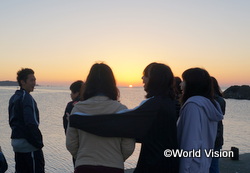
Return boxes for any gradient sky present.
[1,0,249,87]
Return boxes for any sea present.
[0,86,249,173]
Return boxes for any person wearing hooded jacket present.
[177,68,223,173]
[66,63,135,173]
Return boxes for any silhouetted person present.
[63,80,84,134]
[63,80,84,168]
[177,68,223,173]
[9,68,44,173]
[210,77,226,173]
[69,62,179,173]
[66,63,135,173]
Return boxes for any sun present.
[129,85,133,88]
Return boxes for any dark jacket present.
[0,149,8,173]
[63,97,80,134]
[8,89,43,149]
[214,95,226,148]
[134,97,179,173]
[70,96,179,173]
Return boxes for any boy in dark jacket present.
[63,80,83,134]
[8,68,44,173]
[62,80,83,168]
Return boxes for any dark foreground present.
[125,153,250,173]
[219,153,250,173]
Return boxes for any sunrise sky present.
[0,1,249,87]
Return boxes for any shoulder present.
[180,100,202,118]
[187,95,207,102]
[183,96,210,108]
[108,99,128,111]
[182,102,200,111]
[215,95,226,105]
[139,96,164,107]
[117,102,127,110]
[10,90,30,102]
[66,100,75,107]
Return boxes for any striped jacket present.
[8,89,43,149]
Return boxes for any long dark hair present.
[211,76,223,97]
[81,63,119,101]
[144,62,175,99]
[180,68,214,105]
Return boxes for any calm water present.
[0,86,249,173]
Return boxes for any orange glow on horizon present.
[5,64,248,88]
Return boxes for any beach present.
[125,153,250,173]
[2,144,250,173]
[1,86,249,172]
[219,153,250,173]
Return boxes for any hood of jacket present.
[72,95,126,115]
[182,96,223,122]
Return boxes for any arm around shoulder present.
[117,104,135,161]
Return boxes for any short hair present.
[82,63,119,101]
[180,68,214,105]
[70,80,84,94]
[17,68,34,87]
[143,63,175,99]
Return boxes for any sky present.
[0,0,249,87]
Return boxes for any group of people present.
[6,62,225,173]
